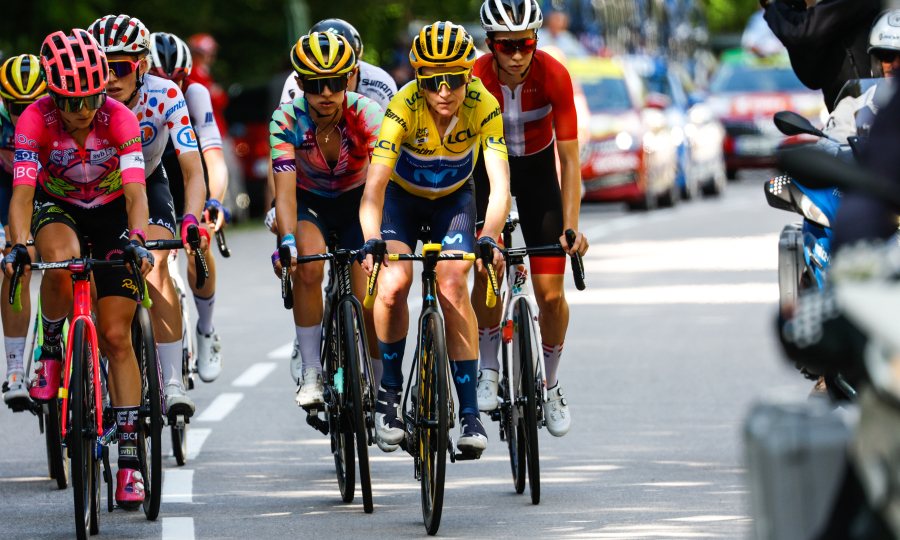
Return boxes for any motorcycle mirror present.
[773,111,828,139]
[777,146,900,208]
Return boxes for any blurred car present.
[569,57,678,210]
[707,51,826,180]
[625,55,727,198]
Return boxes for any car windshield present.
[710,64,807,93]
[579,77,632,112]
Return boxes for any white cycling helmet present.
[149,32,193,77]
[480,0,543,33]
[88,14,151,55]
[869,10,900,53]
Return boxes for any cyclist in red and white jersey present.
[278,19,398,111]
[150,31,229,388]
[88,14,210,420]
[3,29,154,507]
[270,32,384,406]
[0,54,45,407]
[472,0,589,437]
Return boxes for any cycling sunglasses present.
[873,49,900,63]
[297,74,349,95]
[5,100,35,116]
[150,66,188,83]
[417,71,469,93]
[51,91,107,113]
[108,58,142,78]
[490,37,538,56]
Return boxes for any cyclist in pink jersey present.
[270,32,383,406]
[89,14,211,420]
[0,54,45,408]
[2,29,153,508]
[472,0,589,437]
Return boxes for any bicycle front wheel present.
[134,306,162,520]
[69,320,98,540]
[46,392,69,489]
[514,298,540,505]
[341,301,373,513]
[419,311,449,536]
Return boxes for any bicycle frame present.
[60,265,103,438]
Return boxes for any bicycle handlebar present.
[363,240,386,310]
[279,245,293,310]
[564,229,586,291]
[205,205,232,258]
[477,242,499,309]
[501,233,586,291]
[144,225,209,290]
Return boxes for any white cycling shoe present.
[196,326,222,383]
[374,387,405,451]
[3,372,29,406]
[476,369,499,412]
[545,384,571,437]
[295,368,324,407]
[165,383,195,419]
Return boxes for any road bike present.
[482,217,585,505]
[279,238,375,513]
[366,242,494,535]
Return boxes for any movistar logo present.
[413,168,455,185]
[383,352,398,361]
[442,234,463,245]
[455,375,471,384]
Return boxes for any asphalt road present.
[0,170,810,539]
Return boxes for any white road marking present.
[162,469,194,504]
[266,341,294,360]
[162,517,195,540]
[185,428,212,460]
[567,283,777,305]
[232,362,278,387]
[667,515,748,522]
[196,393,244,422]
[584,235,777,273]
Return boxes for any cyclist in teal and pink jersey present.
[2,29,154,508]
[270,32,383,407]
[472,0,589,437]
[89,14,210,420]
[0,54,45,408]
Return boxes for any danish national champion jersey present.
[184,82,223,151]
[371,78,508,200]
[270,92,383,197]
[473,50,578,157]
[131,74,199,176]
[12,96,145,208]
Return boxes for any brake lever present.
[187,225,209,289]
[564,229,586,291]
[363,240,386,309]
[206,206,232,258]
[478,242,500,308]
[279,244,294,310]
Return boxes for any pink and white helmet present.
[87,14,151,55]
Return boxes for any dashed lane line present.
[195,393,244,422]
[231,362,278,387]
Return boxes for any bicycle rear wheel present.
[419,312,449,536]
[134,306,162,520]
[171,345,190,466]
[327,310,356,504]
[69,320,98,540]
[514,299,540,505]
[341,301,373,513]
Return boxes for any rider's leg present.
[187,235,222,382]
[471,267,504,371]
[350,262,381,388]
[292,220,326,405]
[2,232,32,402]
[531,268,567,387]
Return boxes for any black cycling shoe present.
[457,413,488,458]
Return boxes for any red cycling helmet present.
[188,33,218,56]
[40,29,109,97]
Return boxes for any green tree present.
[701,0,760,33]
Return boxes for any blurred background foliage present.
[0,0,757,87]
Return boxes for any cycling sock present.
[543,343,563,389]
[477,325,501,372]
[41,314,66,353]
[295,325,322,374]
[5,336,26,376]
[451,360,479,417]
[370,356,383,393]
[158,341,183,387]
[115,407,140,469]
[378,338,406,390]
[193,293,215,336]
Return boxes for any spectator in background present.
[537,8,589,58]
[187,33,229,135]
[761,0,881,112]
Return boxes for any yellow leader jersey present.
[370,77,508,200]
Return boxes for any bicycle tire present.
[171,423,188,466]
[328,310,356,504]
[69,320,95,540]
[419,311,449,536]
[515,299,540,505]
[501,326,526,494]
[341,301,373,513]
[134,306,163,520]
[46,396,69,489]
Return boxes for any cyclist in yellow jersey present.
[360,21,511,455]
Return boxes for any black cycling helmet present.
[309,18,363,59]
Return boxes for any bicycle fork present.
[60,274,103,439]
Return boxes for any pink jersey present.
[13,96,144,209]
